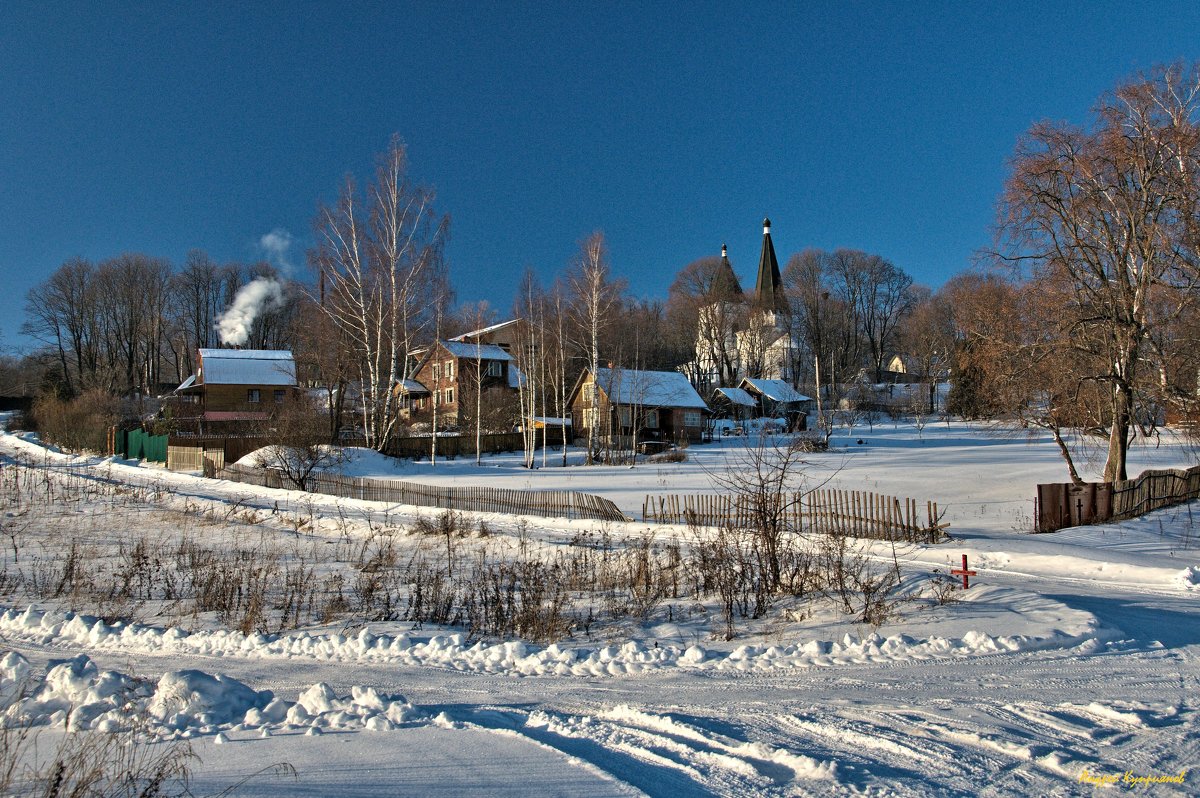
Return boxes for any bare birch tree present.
[567,232,625,465]
[311,136,449,451]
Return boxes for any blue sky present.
[2,2,1198,353]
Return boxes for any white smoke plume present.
[259,228,295,275]
[216,277,284,346]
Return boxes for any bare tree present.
[514,269,543,468]
[567,232,626,464]
[997,62,1200,481]
[253,395,344,490]
[311,136,449,451]
[668,253,745,389]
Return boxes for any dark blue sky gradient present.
[2,2,1199,351]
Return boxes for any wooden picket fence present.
[1035,464,1200,532]
[217,463,629,523]
[642,488,946,543]
[1112,465,1200,519]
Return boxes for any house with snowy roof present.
[449,318,528,354]
[709,386,758,422]
[738,377,813,421]
[568,367,709,446]
[169,348,299,433]
[403,340,523,429]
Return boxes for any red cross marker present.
[951,554,977,589]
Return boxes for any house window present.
[446,360,455,379]
[432,363,440,380]
[645,410,659,428]
[247,389,260,404]
[684,411,701,427]
[619,407,632,426]
[485,360,502,378]
[274,389,286,404]
[583,407,600,428]
[444,388,454,405]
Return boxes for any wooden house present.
[169,349,298,434]
[738,377,813,422]
[405,340,523,428]
[449,318,527,354]
[709,386,757,421]
[568,367,709,446]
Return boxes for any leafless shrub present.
[927,572,961,606]
[0,711,195,798]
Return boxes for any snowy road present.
[8,596,1197,797]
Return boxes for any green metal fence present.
[113,428,168,463]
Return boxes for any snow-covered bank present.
[0,595,1108,679]
[2,650,417,737]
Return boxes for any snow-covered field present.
[1,419,1197,796]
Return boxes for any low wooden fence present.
[166,435,266,473]
[1036,464,1200,532]
[217,463,629,523]
[642,489,946,543]
[167,445,219,473]
[383,432,526,460]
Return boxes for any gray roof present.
[594,368,708,409]
[198,349,296,386]
[714,387,756,407]
[439,341,514,361]
[741,378,812,404]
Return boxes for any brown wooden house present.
[403,340,523,428]
[168,349,298,434]
[568,367,709,446]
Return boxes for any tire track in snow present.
[444,704,839,797]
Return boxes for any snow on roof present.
[741,379,812,404]
[530,416,571,426]
[395,379,429,394]
[449,318,520,341]
[594,368,708,409]
[175,374,196,392]
[714,387,756,407]
[439,341,514,361]
[508,364,526,389]
[197,349,296,386]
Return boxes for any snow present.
[713,387,756,407]
[437,340,514,361]
[394,379,428,394]
[740,378,812,403]
[2,418,1199,795]
[593,367,709,409]
[197,348,296,385]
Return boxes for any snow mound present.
[1,603,1105,681]
[0,651,418,738]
